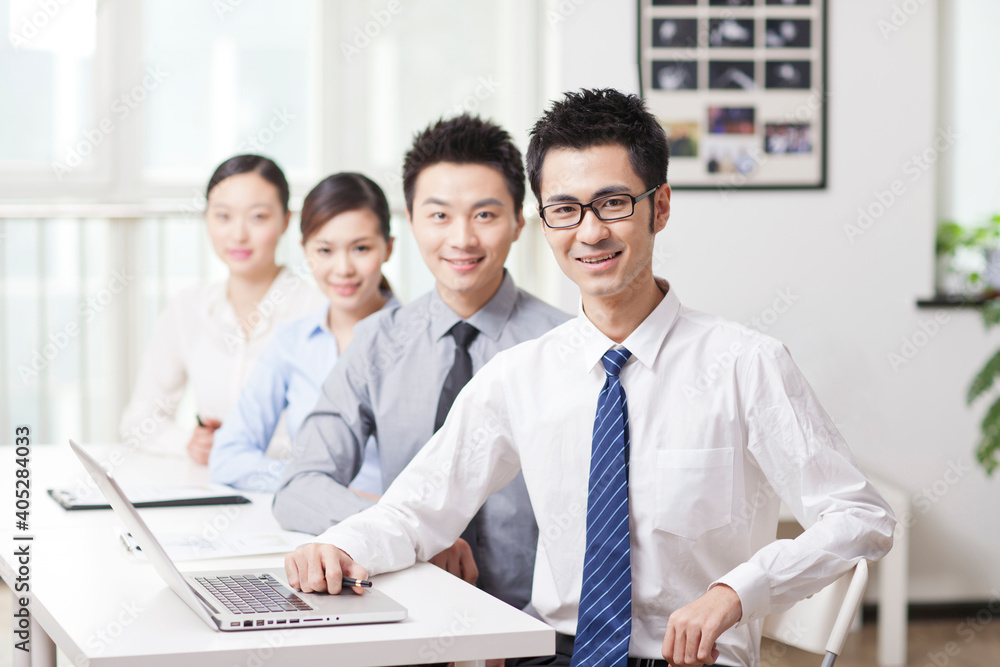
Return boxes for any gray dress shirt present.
[273,272,570,608]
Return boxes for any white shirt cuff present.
[713,560,769,626]
[310,529,376,574]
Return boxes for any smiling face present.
[205,172,290,279]
[408,162,524,317]
[539,143,670,305]
[303,209,393,318]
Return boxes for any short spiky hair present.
[402,115,526,214]
[526,89,669,203]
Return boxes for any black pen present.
[196,414,206,427]
[342,576,373,589]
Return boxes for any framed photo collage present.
[638,0,827,189]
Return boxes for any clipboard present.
[48,484,251,511]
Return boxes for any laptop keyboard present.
[196,573,313,615]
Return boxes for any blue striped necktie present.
[572,347,633,667]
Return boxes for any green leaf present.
[983,300,1000,329]
[967,347,1000,404]
[981,394,1000,432]
[975,396,1000,475]
[976,434,1000,476]
[936,221,964,256]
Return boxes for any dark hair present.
[300,172,391,244]
[402,115,526,214]
[526,89,669,204]
[206,154,291,213]
[301,173,393,293]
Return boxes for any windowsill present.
[916,294,996,308]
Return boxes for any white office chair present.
[762,559,869,667]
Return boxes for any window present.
[933,0,1000,299]
[0,1,551,443]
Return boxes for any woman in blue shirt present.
[209,173,397,492]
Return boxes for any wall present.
[546,0,999,603]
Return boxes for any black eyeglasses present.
[539,185,660,229]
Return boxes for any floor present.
[2,579,999,666]
[764,617,1000,667]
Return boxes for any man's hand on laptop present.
[285,543,368,594]
[428,537,478,585]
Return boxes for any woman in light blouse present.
[119,155,324,463]
[208,173,396,493]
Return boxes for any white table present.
[0,443,554,667]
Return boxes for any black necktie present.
[434,321,479,432]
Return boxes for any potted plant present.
[960,214,1000,475]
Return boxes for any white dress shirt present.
[119,267,325,457]
[314,279,895,666]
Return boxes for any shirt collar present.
[304,306,332,339]
[202,266,294,338]
[306,290,401,340]
[578,277,681,373]
[429,270,518,342]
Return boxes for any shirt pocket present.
[653,447,734,540]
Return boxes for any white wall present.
[547,0,1000,603]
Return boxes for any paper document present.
[119,529,297,562]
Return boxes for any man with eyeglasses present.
[284,89,895,667]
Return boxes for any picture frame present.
[638,0,828,190]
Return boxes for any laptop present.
[69,439,407,632]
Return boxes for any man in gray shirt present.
[273,115,569,609]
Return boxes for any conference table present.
[0,442,555,666]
